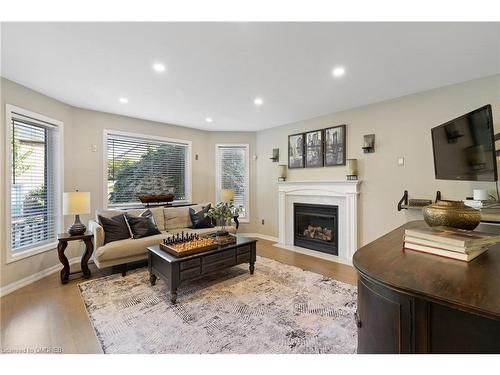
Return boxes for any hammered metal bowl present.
[422,200,481,230]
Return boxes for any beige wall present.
[2,74,499,289]
[255,75,500,246]
[0,78,256,288]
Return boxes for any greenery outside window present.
[6,105,63,261]
[215,144,250,222]
[105,131,192,207]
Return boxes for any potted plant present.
[205,202,239,236]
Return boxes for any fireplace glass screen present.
[294,203,338,255]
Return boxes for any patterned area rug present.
[78,256,357,353]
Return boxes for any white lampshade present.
[63,191,91,215]
[220,189,235,203]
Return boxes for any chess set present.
[159,232,218,257]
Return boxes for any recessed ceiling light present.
[119,97,128,104]
[254,97,263,106]
[153,62,166,73]
[205,117,213,123]
[332,66,346,78]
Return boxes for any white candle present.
[278,165,287,179]
[346,159,358,176]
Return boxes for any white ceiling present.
[1,22,499,131]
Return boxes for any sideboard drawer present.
[180,258,201,270]
[203,249,235,265]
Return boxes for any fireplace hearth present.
[294,203,338,255]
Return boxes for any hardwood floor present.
[0,239,357,354]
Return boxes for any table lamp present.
[220,188,235,203]
[63,191,91,235]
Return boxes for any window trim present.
[102,129,193,209]
[215,143,250,223]
[4,104,64,264]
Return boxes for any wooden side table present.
[57,232,94,284]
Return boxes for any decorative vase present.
[216,218,230,237]
[422,200,481,230]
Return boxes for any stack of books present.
[403,226,500,262]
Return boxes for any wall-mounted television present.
[431,104,497,182]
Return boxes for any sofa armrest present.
[88,220,105,249]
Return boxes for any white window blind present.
[10,116,59,254]
[106,133,189,206]
[216,144,249,221]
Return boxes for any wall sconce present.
[346,159,358,180]
[270,148,279,162]
[278,165,287,182]
[362,134,375,153]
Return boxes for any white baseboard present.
[238,232,279,242]
[0,257,82,298]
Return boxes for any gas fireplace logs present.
[303,225,333,241]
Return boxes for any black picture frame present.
[304,129,324,168]
[324,125,346,166]
[288,133,304,168]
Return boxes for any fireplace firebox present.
[294,203,338,255]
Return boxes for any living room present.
[1,1,500,373]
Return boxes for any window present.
[105,131,192,207]
[215,144,250,222]
[6,105,63,259]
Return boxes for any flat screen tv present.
[431,104,497,182]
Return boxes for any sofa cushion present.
[124,209,161,239]
[98,213,130,244]
[189,204,214,229]
[96,207,165,232]
[94,232,170,263]
[164,203,210,231]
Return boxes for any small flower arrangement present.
[205,202,240,235]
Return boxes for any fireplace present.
[294,203,338,255]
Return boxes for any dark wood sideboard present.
[352,220,500,354]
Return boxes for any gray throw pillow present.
[124,209,161,239]
[98,214,131,245]
[189,204,214,229]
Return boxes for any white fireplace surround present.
[275,180,361,265]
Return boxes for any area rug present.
[78,256,357,354]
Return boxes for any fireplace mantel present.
[275,180,361,265]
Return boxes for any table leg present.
[249,262,255,275]
[57,241,69,284]
[170,290,178,304]
[168,263,180,304]
[150,273,157,286]
[81,238,94,279]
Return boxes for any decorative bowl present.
[422,200,481,230]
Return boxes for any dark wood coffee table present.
[147,235,257,303]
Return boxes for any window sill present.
[5,241,58,264]
[107,200,191,209]
[237,218,250,224]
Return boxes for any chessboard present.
[159,232,218,257]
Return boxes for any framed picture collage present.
[288,125,346,169]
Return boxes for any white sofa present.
[88,203,236,269]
